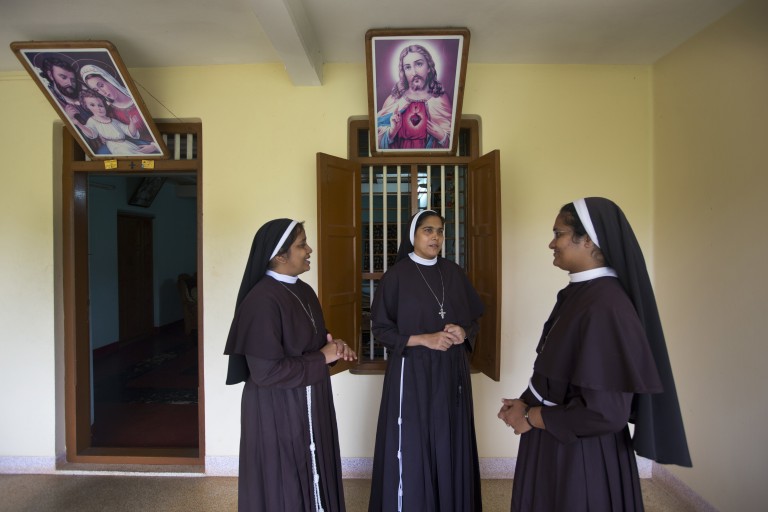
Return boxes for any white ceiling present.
[1,0,744,85]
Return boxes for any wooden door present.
[117,214,154,340]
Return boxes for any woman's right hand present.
[409,330,463,351]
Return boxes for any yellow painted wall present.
[0,73,59,457]
[2,3,763,506]
[653,0,768,509]
[0,61,653,465]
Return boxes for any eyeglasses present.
[552,230,573,239]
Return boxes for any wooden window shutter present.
[467,150,502,381]
[316,152,361,375]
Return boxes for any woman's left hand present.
[497,398,533,435]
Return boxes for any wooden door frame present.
[62,121,205,464]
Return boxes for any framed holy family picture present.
[365,28,470,157]
[10,40,169,160]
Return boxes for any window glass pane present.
[360,279,386,361]
[357,128,371,158]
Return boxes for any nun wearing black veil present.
[368,210,485,512]
[498,197,691,512]
[224,218,356,512]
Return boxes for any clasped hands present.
[497,398,534,436]
[414,324,465,352]
[321,333,357,364]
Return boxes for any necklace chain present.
[279,282,318,333]
[414,262,446,319]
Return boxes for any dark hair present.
[560,203,605,263]
[42,57,76,76]
[390,45,445,99]
[559,203,588,240]
[39,58,80,99]
[268,221,305,268]
[79,89,105,107]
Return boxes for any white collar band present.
[569,267,618,283]
[266,269,298,283]
[408,252,438,266]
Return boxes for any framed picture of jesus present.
[365,28,470,156]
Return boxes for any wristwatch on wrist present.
[524,405,535,428]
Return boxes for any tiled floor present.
[0,474,706,511]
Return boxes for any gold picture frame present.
[11,40,169,160]
[365,28,470,156]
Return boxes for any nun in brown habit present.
[498,198,691,511]
[224,218,356,512]
[368,210,485,511]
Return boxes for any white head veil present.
[79,64,131,101]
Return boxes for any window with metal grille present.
[351,119,478,365]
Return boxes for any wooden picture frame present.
[10,40,169,160]
[365,28,470,157]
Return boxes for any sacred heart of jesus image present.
[401,101,428,145]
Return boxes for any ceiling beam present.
[249,0,324,86]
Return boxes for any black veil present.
[580,197,691,466]
[223,218,296,385]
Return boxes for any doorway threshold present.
[64,447,203,469]
[57,460,205,476]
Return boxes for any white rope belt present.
[528,379,558,406]
[306,385,324,512]
[397,357,405,512]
